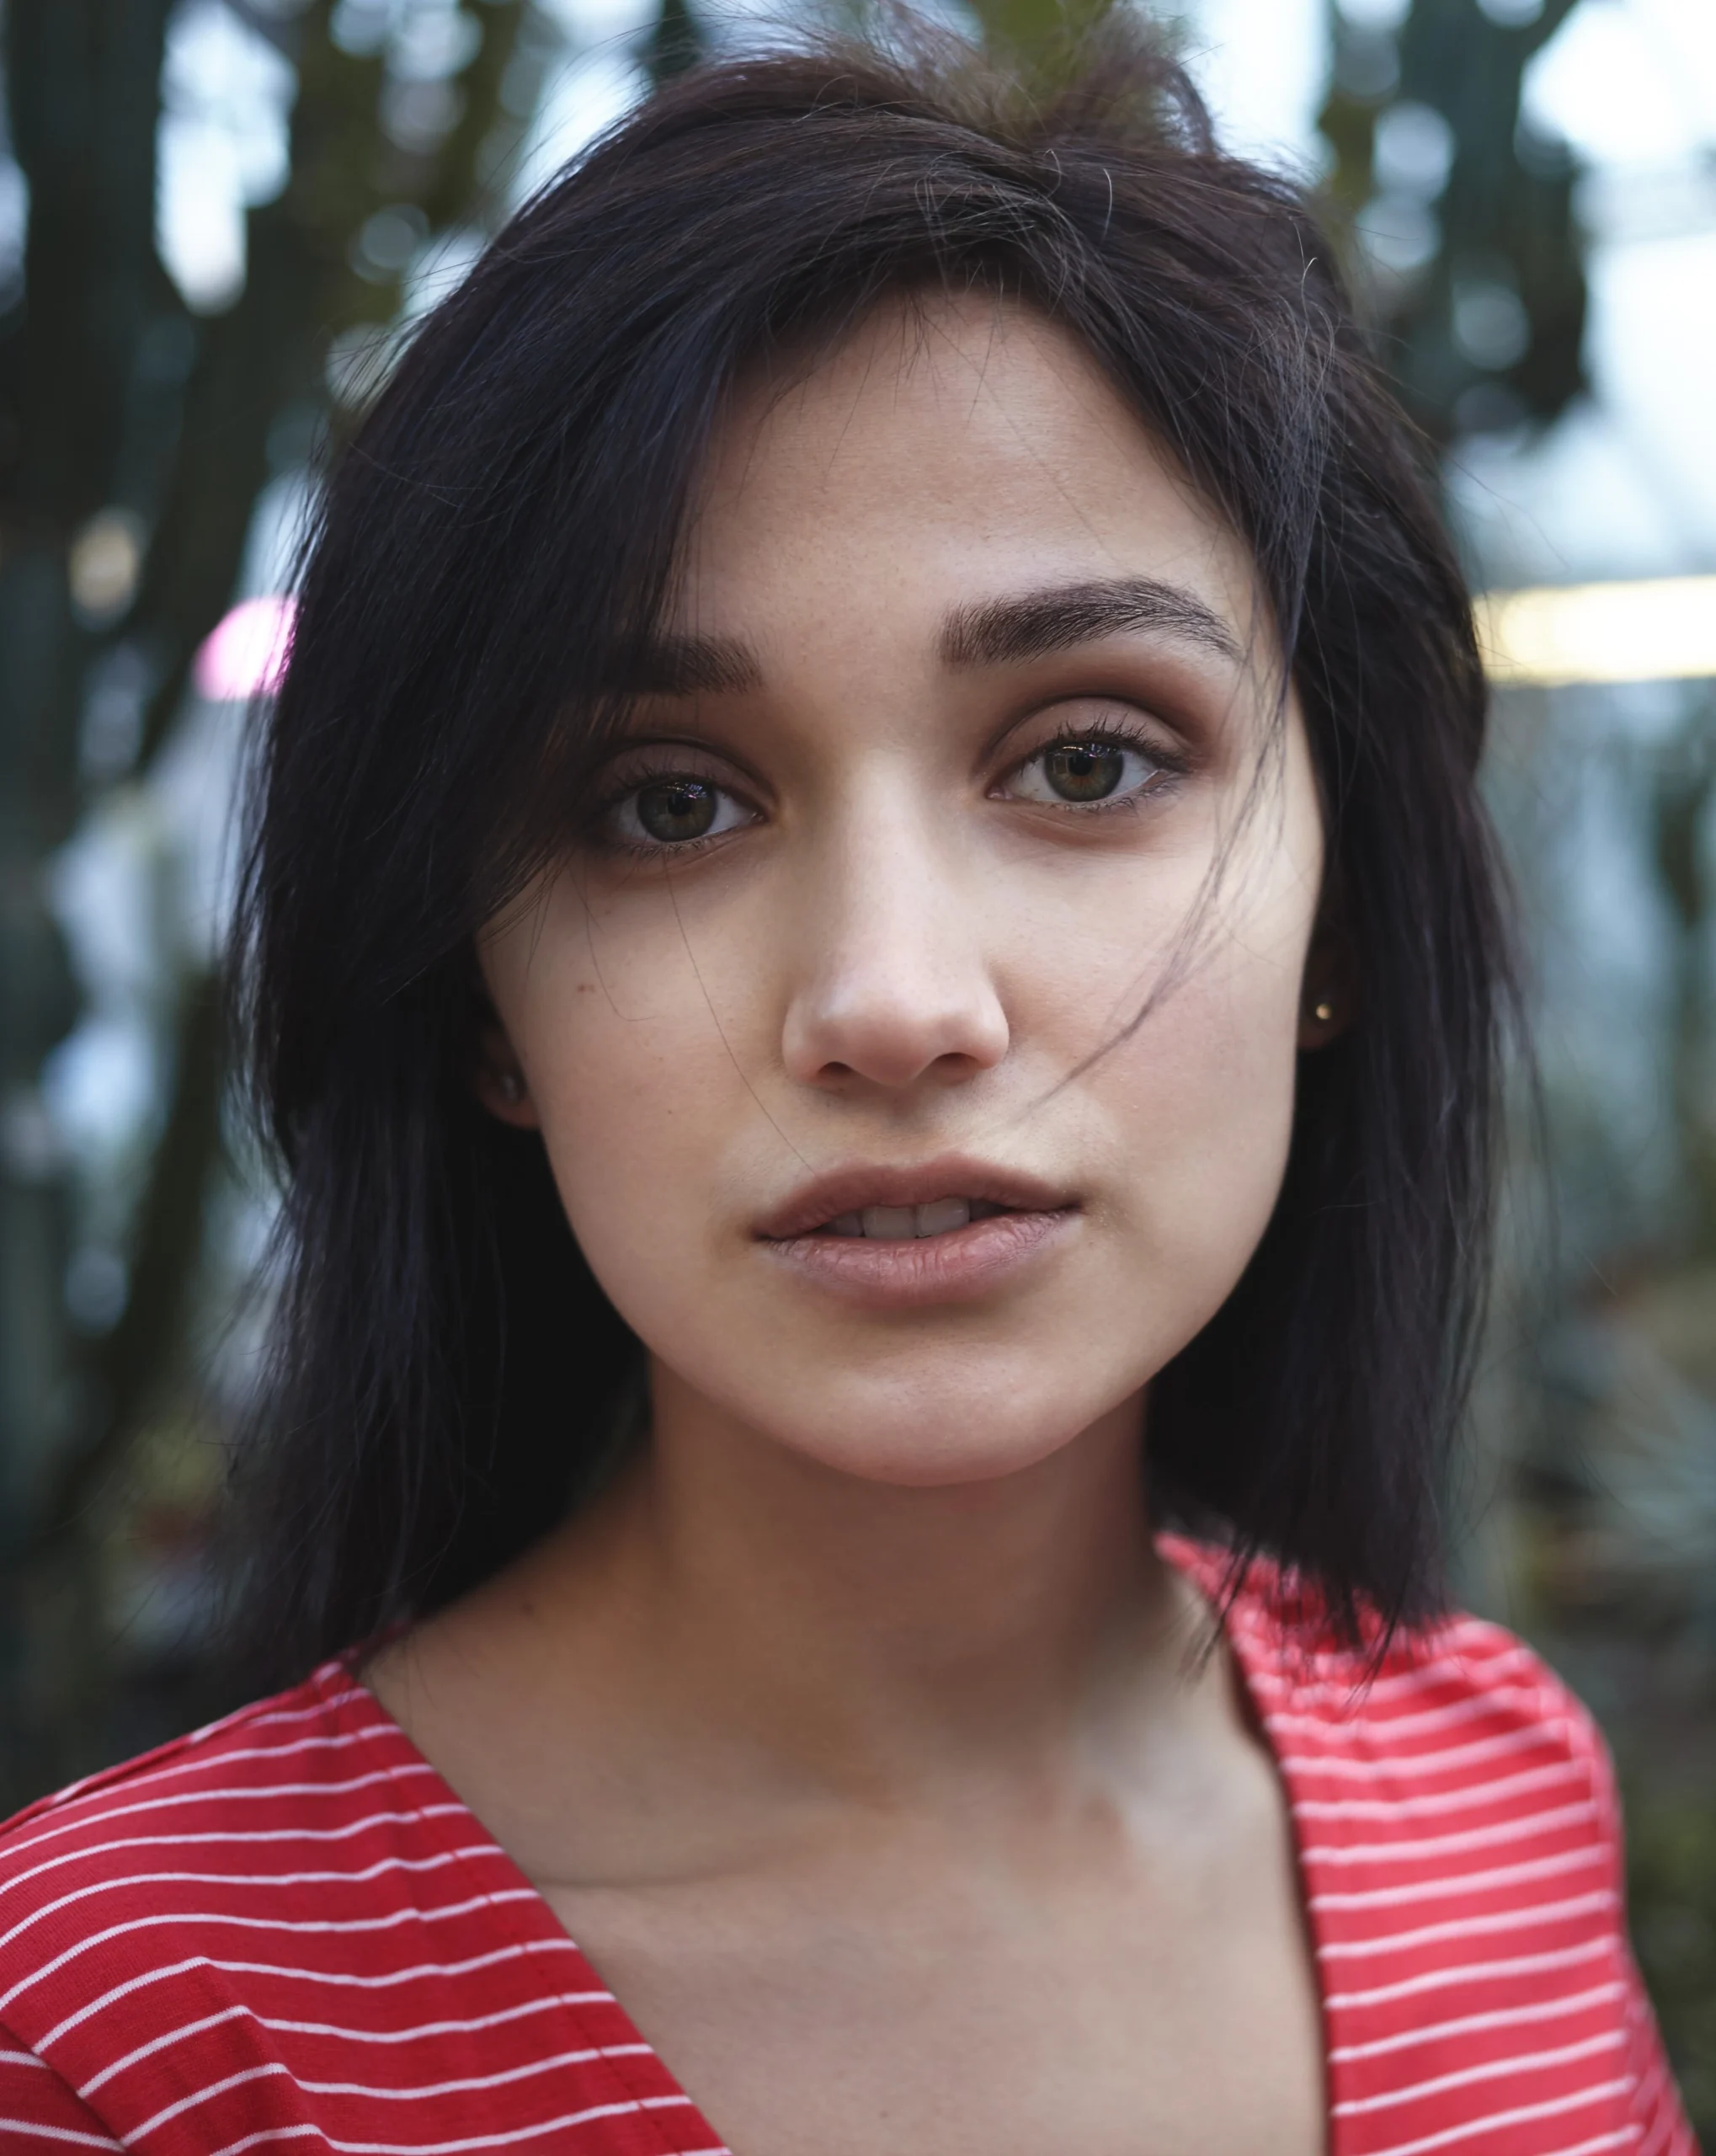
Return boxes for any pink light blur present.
[194,595,296,701]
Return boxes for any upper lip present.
[755,1155,1077,1241]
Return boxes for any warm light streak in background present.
[1475,575,1716,687]
[193,579,1716,703]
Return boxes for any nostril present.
[782,960,1010,1091]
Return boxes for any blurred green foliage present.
[1628,1785,1716,2142]
[966,0,1111,53]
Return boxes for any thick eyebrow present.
[626,630,763,696]
[939,576,1244,670]
[628,574,1240,696]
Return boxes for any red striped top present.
[0,1541,1696,2156]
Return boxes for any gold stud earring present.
[1312,1000,1334,1025]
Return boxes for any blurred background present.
[0,0,1712,2130]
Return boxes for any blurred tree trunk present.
[0,0,532,1807]
[0,0,175,1805]
[1319,0,1585,447]
[642,0,704,87]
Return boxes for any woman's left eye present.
[608,775,754,849]
[1002,735,1170,808]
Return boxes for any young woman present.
[0,17,1695,2156]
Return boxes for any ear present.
[473,1017,541,1129]
[1298,889,1359,1052]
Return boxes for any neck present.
[510,1361,1196,1800]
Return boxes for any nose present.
[781,794,1010,1092]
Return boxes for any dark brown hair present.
[233,11,1511,1674]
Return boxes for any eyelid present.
[589,740,765,814]
[582,744,766,861]
[978,676,1206,769]
[597,738,743,784]
[994,705,1191,787]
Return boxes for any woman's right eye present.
[606,774,754,850]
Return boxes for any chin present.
[749,1376,1122,1490]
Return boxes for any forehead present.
[674,292,1268,657]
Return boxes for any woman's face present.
[479,295,1328,1486]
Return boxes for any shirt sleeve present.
[0,2020,125,2151]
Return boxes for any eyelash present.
[995,718,1189,813]
[588,718,1188,859]
[586,752,759,860]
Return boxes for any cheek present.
[1099,946,1303,1257]
[494,869,750,1108]
[1049,840,1315,1320]
[491,895,765,1327]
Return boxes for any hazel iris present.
[637,776,719,842]
[1043,741,1126,803]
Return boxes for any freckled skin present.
[371,297,1330,2156]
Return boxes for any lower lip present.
[759,1208,1078,1309]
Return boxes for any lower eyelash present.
[601,827,733,862]
[1016,728,1189,808]
[581,760,744,857]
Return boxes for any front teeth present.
[826,1198,978,1240]
[914,1197,972,1237]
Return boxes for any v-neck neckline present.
[333,1534,1341,2156]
